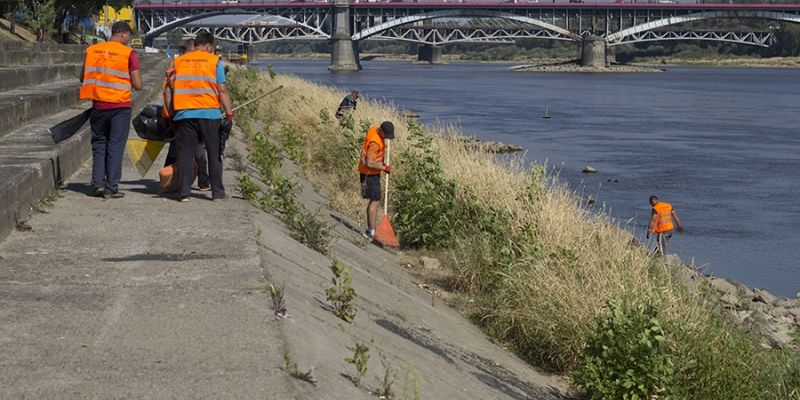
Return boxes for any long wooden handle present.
[232,85,283,112]
[383,139,391,213]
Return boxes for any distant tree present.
[0,0,21,33]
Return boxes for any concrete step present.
[0,55,165,137]
[0,50,86,67]
[0,79,81,139]
[0,63,82,92]
[0,57,170,242]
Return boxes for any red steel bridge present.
[134,1,800,69]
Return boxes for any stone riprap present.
[667,256,799,349]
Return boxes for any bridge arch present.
[607,10,800,44]
[351,9,578,42]
[142,11,329,45]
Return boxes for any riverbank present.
[631,55,800,68]
[229,67,800,400]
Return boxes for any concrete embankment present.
[0,48,569,397]
[0,43,167,242]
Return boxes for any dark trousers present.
[175,118,223,198]
[90,107,131,194]
[164,141,209,188]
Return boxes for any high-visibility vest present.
[172,51,220,110]
[80,41,133,103]
[652,201,674,233]
[358,125,384,175]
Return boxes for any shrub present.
[573,298,678,400]
[393,122,458,249]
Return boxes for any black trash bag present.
[219,118,233,160]
[133,104,175,142]
[50,108,92,143]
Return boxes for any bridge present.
[134,1,800,70]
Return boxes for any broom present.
[373,139,400,248]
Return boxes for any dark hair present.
[649,195,659,203]
[194,31,215,47]
[111,21,132,34]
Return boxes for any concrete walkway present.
[0,133,569,399]
[0,144,296,398]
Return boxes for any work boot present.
[91,187,105,198]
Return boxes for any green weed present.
[325,259,357,323]
[345,342,370,387]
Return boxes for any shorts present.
[360,173,381,201]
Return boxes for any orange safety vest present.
[652,201,674,233]
[358,125,384,175]
[172,51,220,110]
[79,41,133,103]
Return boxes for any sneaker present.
[362,229,374,241]
[103,191,125,199]
[91,187,105,198]
[197,186,212,192]
[179,196,190,202]
[211,193,230,201]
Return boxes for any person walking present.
[646,195,683,256]
[358,121,394,240]
[79,21,143,199]
[162,37,210,192]
[164,32,233,202]
[335,90,359,119]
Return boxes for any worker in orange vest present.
[646,195,683,256]
[358,121,394,240]
[163,32,233,202]
[79,21,143,199]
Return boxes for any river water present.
[256,59,800,297]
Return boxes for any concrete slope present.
[0,146,298,399]
[0,131,569,399]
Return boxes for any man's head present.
[378,121,394,140]
[194,32,215,53]
[351,90,359,100]
[649,195,659,206]
[110,21,132,44]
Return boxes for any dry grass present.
[232,69,800,399]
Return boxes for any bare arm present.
[162,85,172,115]
[79,63,85,83]
[646,211,657,237]
[218,83,233,116]
[671,211,683,232]
[130,70,143,91]
[361,142,387,171]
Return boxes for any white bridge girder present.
[612,29,775,47]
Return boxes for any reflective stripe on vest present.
[79,41,132,103]
[653,202,674,233]
[358,125,384,175]
[172,51,220,111]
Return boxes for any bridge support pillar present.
[417,44,442,64]
[580,35,606,68]
[329,0,360,71]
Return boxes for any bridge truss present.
[135,2,800,47]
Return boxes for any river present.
[256,59,800,297]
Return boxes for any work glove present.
[225,112,234,122]
[383,165,392,173]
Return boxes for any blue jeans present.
[90,108,131,194]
